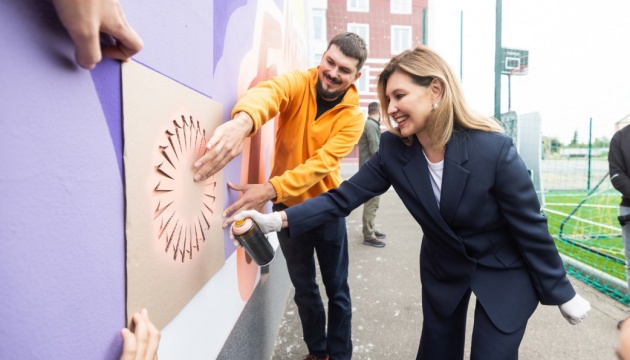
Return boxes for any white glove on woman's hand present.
[234,210,282,234]
[558,293,591,325]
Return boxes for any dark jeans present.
[274,203,352,360]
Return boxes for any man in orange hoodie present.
[194,32,368,360]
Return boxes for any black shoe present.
[375,231,386,239]
[363,237,385,248]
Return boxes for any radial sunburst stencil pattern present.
[152,115,217,262]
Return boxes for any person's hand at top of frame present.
[193,112,254,182]
[558,293,591,325]
[52,0,143,70]
[120,308,160,360]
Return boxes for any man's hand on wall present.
[221,181,277,228]
[194,112,254,181]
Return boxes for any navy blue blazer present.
[285,128,576,333]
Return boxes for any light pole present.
[494,0,502,122]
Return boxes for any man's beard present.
[316,77,345,101]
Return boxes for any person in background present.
[120,309,160,360]
[193,32,368,360]
[358,101,386,247]
[235,45,591,360]
[609,124,630,326]
[52,0,143,69]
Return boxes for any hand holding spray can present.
[231,217,275,266]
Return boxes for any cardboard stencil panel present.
[122,60,225,329]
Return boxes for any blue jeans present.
[274,203,352,360]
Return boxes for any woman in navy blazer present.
[236,45,590,360]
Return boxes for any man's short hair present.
[368,101,379,115]
[328,32,368,71]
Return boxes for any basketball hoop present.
[501,48,529,76]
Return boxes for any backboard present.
[502,48,529,75]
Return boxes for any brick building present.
[309,0,428,160]
[311,0,428,112]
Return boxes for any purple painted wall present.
[0,0,127,357]
[0,0,268,358]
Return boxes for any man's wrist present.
[265,181,278,203]
[233,112,254,135]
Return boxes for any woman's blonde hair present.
[377,45,503,148]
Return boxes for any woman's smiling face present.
[385,70,437,139]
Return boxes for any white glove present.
[558,293,591,325]
[234,210,282,234]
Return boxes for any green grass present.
[543,190,626,285]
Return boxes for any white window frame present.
[390,0,412,15]
[391,25,412,55]
[347,0,369,13]
[312,9,326,42]
[313,53,323,68]
[347,23,369,51]
[355,65,369,93]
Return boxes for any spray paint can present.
[231,217,275,266]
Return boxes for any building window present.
[347,23,369,50]
[356,65,369,93]
[313,9,326,41]
[391,0,412,14]
[347,0,368,12]
[391,26,412,54]
[313,53,323,67]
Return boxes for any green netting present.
[539,156,628,305]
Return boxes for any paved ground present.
[271,163,629,360]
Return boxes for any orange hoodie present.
[232,67,363,206]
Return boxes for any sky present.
[427,0,630,145]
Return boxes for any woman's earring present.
[433,102,439,110]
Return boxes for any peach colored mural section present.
[122,60,225,330]
[232,0,309,301]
